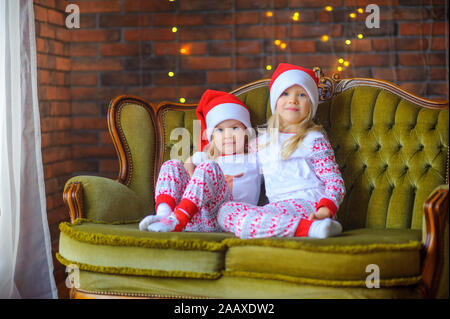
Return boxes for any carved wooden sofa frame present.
[63,68,448,299]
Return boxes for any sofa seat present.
[57,219,423,290]
[72,271,423,299]
[223,228,422,287]
[57,219,234,280]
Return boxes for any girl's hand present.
[309,206,332,220]
[183,156,196,178]
[224,173,244,192]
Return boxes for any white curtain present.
[0,0,57,298]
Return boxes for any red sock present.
[294,219,314,237]
[173,199,198,232]
[155,194,176,211]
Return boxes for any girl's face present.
[275,84,311,130]
[211,119,247,155]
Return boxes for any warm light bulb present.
[325,6,333,12]
[349,13,356,18]
[321,35,329,42]
[179,98,186,103]
[168,72,175,77]
[343,61,349,67]
[266,11,273,17]
[274,39,281,46]
[338,58,344,64]
[171,27,178,33]
[357,33,364,39]
[180,48,187,54]
[280,43,287,49]
[337,66,343,72]
[292,12,300,21]
[345,39,351,45]
[266,65,272,71]
[357,8,364,13]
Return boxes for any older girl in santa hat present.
[139,90,262,232]
[218,63,345,239]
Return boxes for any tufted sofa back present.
[313,85,448,231]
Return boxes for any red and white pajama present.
[154,159,232,232]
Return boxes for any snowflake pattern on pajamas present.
[155,159,232,232]
[310,137,345,209]
[218,198,315,238]
[218,134,345,239]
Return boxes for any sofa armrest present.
[63,175,150,223]
[420,184,449,298]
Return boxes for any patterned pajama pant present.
[155,159,232,232]
[217,199,317,238]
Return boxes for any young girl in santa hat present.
[139,89,261,232]
[218,63,345,239]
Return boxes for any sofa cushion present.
[223,228,423,287]
[57,219,233,280]
[73,270,423,299]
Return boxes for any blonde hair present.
[261,103,323,160]
[206,136,221,160]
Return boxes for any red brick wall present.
[66,0,448,181]
[67,0,449,104]
[34,0,448,298]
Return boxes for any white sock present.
[138,203,173,231]
[147,213,179,232]
[156,203,172,217]
[308,218,342,239]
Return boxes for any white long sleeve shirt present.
[257,130,345,214]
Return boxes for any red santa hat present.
[269,63,320,117]
[196,89,252,151]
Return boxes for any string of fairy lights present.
[266,6,367,73]
[162,1,367,103]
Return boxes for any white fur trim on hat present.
[205,103,252,141]
[270,69,319,117]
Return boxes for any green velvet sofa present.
[58,69,449,299]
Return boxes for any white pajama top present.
[256,130,345,214]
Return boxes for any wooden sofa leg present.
[419,187,449,298]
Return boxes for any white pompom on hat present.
[196,89,252,151]
[269,63,320,117]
